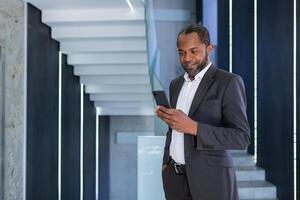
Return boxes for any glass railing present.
[137,136,166,200]
[145,0,168,136]
[137,2,168,199]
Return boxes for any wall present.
[152,0,196,94]
[26,5,98,200]
[83,92,96,200]
[202,0,218,64]
[99,116,110,200]
[26,3,59,199]
[216,0,229,70]
[61,54,80,200]
[109,116,154,200]
[257,0,294,199]
[0,0,24,199]
[232,0,254,155]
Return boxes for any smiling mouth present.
[185,64,196,69]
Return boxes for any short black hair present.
[177,23,211,46]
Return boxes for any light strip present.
[95,108,99,200]
[58,51,62,200]
[229,0,232,73]
[126,0,134,12]
[254,0,258,163]
[293,0,297,199]
[80,84,84,200]
[23,3,28,200]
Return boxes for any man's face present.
[177,32,213,78]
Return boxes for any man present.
[156,24,250,200]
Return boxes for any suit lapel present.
[170,76,184,109]
[188,66,217,117]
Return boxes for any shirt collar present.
[183,61,212,82]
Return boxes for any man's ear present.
[206,44,213,55]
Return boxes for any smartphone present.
[152,90,170,108]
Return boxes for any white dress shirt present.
[169,62,212,164]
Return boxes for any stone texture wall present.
[0,0,25,199]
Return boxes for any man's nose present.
[183,53,192,63]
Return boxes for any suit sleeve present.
[196,75,250,150]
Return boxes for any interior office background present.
[0,0,299,200]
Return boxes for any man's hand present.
[155,106,197,135]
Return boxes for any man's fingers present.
[157,106,177,115]
[157,107,171,118]
[156,109,176,125]
[156,107,185,129]
[158,111,174,121]
[157,105,167,112]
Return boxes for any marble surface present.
[0,0,25,199]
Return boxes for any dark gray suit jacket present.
[162,65,250,200]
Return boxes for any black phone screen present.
[152,90,170,108]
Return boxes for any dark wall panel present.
[61,54,81,200]
[26,3,59,200]
[217,0,229,70]
[232,0,254,154]
[99,116,110,200]
[257,0,294,199]
[83,92,96,200]
[196,0,203,24]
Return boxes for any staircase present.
[39,3,154,116]
[230,150,278,199]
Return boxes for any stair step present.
[94,101,153,108]
[85,85,152,94]
[242,199,277,200]
[67,52,148,65]
[80,75,150,85]
[231,152,251,157]
[42,8,145,26]
[235,166,265,181]
[97,107,154,115]
[238,181,277,199]
[232,154,255,167]
[229,149,247,154]
[90,93,153,101]
[52,23,146,39]
[61,38,147,53]
[74,64,149,76]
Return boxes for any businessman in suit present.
[156,24,250,200]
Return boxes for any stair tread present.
[228,149,247,154]
[238,180,276,188]
[241,199,277,200]
[235,166,263,171]
[231,152,254,157]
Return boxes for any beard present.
[182,52,208,79]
